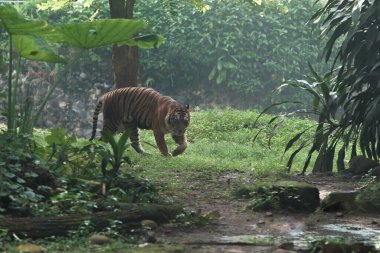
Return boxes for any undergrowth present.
[0,109,320,252]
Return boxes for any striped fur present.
[90,87,190,156]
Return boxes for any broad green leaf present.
[50,19,149,50]
[122,34,165,49]
[12,35,65,63]
[0,4,57,37]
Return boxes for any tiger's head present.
[167,104,190,136]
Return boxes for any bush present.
[0,132,58,216]
[137,0,329,107]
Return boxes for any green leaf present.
[284,127,313,154]
[122,34,165,48]
[117,131,130,154]
[208,67,216,80]
[12,35,65,63]
[216,71,226,84]
[50,19,149,50]
[0,4,57,37]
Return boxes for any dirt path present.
[154,173,380,253]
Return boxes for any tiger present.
[89,87,190,157]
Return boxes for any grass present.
[127,108,317,180]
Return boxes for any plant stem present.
[12,55,21,134]
[7,35,13,133]
[32,50,84,128]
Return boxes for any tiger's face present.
[168,104,190,136]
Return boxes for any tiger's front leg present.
[153,131,171,157]
[172,134,188,157]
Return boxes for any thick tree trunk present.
[0,204,182,238]
[109,0,139,88]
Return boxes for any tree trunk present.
[312,146,335,174]
[109,0,139,88]
[0,204,182,239]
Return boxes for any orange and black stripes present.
[89,100,103,141]
[89,87,190,156]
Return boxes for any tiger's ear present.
[185,104,190,110]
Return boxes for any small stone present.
[265,211,273,217]
[279,242,294,250]
[257,220,266,225]
[79,72,87,79]
[141,219,158,230]
[371,220,378,225]
[16,244,44,253]
[335,212,344,218]
[146,235,156,243]
[89,234,111,245]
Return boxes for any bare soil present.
[153,172,380,253]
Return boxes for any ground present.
[144,172,380,253]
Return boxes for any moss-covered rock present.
[320,191,358,212]
[238,181,320,212]
[321,183,380,213]
[355,183,380,212]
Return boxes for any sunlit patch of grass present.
[125,109,317,182]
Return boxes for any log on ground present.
[0,204,182,238]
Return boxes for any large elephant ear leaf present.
[50,19,158,50]
[0,4,56,37]
[12,35,65,63]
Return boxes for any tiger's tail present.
[89,99,103,141]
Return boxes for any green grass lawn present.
[127,109,317,180]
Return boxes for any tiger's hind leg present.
[129,127,146,154]
[171,134,188,156]
[100,119,119,141]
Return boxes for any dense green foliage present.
[0,132,51,215]
[311,0,380,161]
[257,0,380,173]
[266,65,346,173]
[136,0,327,106]
[0,128,158,217]
[0,4,163,137]
[268,0,380,173]
[14,0,328,109]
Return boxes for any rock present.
[89,234,111,245]
[16,244,45,253]
[322,184,380,213]
[317,242,377,253]
[320,191,358,212]
[246,181,320,212]
[271,249,297,253]
[355,183,380,212]
[335,212,344,218]
[278,242,294,250]
[257,220,266,225]
[265,212,273,217]
[146,234,157,243]
[141,219,158,230]
[371,166,380,182]
[348,156,379,175]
